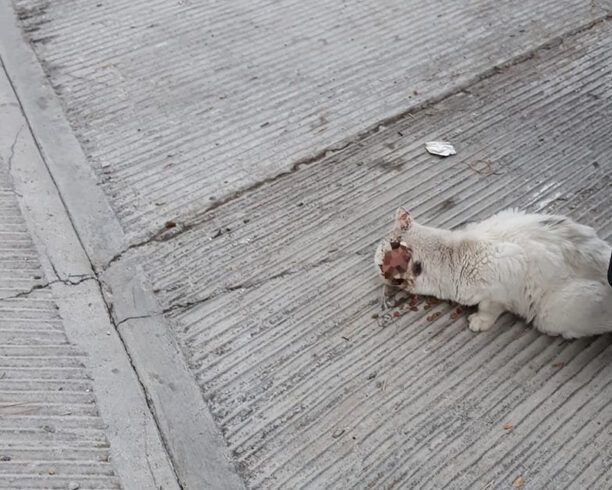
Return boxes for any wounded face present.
[380,241,412,285]
[375,238,415,288]
[374,207,420,290]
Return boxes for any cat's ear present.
[393,207,412,231]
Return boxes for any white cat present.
[374,208,612,338]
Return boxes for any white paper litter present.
[425,141,456,157]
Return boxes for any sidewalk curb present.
[0,1,244,488]
[0,55,179,490]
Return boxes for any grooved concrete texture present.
[0,131,119,488]
[0,33,180,488]
[11,0,611,240]
[123,21,611,489]
[6,0,612,489]
[1,2,245,486]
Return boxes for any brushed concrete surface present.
[0,45,180,489]
[0,74,121,489]
[0,2,246,487]
[10,0,612,241]
[115,21,612,489]
[2,0,612,488]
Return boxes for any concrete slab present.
[3,0,612,488]
[0,3,246,487]
[0,0,126,270]
[10,0,611,240]
[0,89,120,489]
[102,255,246,490]
[0,50,179,489]
[114,22,612,488]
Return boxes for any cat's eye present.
[412,261,422,276]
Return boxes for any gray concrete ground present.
[0,32,179,489]
[0,0,611,488]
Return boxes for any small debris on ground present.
[164,220,176,229]
[382,286,415,310]
[376,380,385,389]
[377,313,392,328]
[332,428,345,439]
[379,289,471,323]
[503,422,513,430]
[512,475,525,488]
[450,306,466,320]
[468,159,493,176]
[393,290,411,307]
[425,141,456,157]
[367,372,377,380]
[552,362,565,368]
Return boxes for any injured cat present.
[374,207,612,338]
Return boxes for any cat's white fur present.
[374,208,612,338]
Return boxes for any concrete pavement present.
[1,0,611,488]
[0,42,178,489]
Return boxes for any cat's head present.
[374,207,424,292]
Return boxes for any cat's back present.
[466,209,610,278]
[463,209,554,243]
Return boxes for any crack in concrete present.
[47,257,64,282]
[97,286,186,490]
[1,54,187,490]
[0,275,95,301]
[102,223,188,272]
[5,125,24,173]
[115,312,158,327]
[120,251,342,322]
[113,252,341,326]
[93,277,186,490]
[6,8,611,487]
[100,11,612,272]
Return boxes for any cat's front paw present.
[468,313,495,332]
